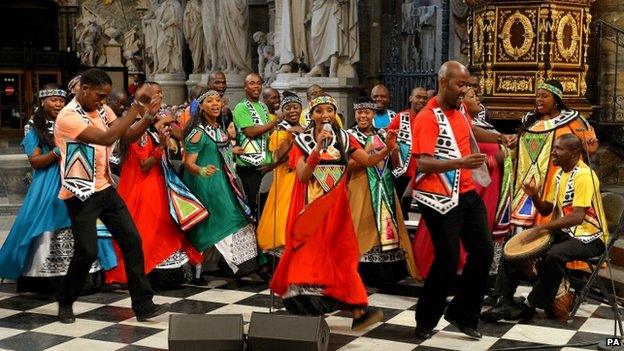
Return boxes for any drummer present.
[481,134,608,321]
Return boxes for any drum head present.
[504,229,552,260]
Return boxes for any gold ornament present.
[499,11,536,60]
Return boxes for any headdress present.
[309,95,336,111]
[353,101,378,111]
[280,94,303,110]
[538,82,563,100]
[38,89,67,99]
[68,75,81,92]
[196,89,221,104]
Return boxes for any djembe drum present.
[503,229,553,281]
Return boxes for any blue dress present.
[0,130,70,280]
[0,129,117,290]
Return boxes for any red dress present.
[106,133,201,284]
[270,131,368,314]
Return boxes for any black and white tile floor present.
[0,278,618,351]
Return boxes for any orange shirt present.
[410,98,474,194]
[55,102,117,200]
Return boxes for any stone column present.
[57,2,80,51]
[154,73,188,105]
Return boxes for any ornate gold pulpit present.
[466,0,594,120]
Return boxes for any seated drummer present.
[481,134,608,321]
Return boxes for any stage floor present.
[0,277,617,351]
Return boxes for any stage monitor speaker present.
[168,314,244,351]
[247,312,330,351]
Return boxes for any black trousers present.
[58,187,154,313]
[238,165,264,218]
[415,190,493,330]
[394,175,412,219]
[494,232,605,309]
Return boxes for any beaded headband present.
[38,89,67,99]
[68,75,81,91]
[197,90,221,103]
[353,102,378,111]
[280,94,303,109]
[309,95,336,111]
[537,83,563,99]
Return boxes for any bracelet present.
[142,112,155,121]
[52,146,61,157]
[307,149,321,168]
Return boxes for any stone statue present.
[183,0,205,73]
[262,44,280,86]
[306,0,360,78]
[75,6,102,67]
[253,31,269,75]
[450,0,470,60]
[122,26,142,72]
[101,18,121,45]
[142,0,159,75]
[278,0,312,73]
[201,0,220,71]
[155,0,184,74]
[416,5,438,70]
[216,0,252,74]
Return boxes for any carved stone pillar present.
[466,0,594,120]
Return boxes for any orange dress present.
[106,132,202,285]
[270,131,368,314]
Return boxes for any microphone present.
[322,123,333,150]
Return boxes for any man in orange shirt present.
[54,69,168,324]
[387,86,428,217]
[411,61,495,340]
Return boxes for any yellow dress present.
[257,131,297,252]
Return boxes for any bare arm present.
[28,147,59,170]
[539,207,586,231]
[350,147,392,167]
[76,103,146,146]
[295,156,316,183]
[417,153,486,174]
[472,125,501,144]
[242,119,279,139]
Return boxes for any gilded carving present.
[556,13,580,61]
[473,13,485,63]
[496,75,533,93]
[558,76,579,94]
[498,11,536,60]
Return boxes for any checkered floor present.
[0,277,619,351]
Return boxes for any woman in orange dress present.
[270,95,397,330]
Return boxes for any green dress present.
[183,125,258,275]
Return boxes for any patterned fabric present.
[348,127,399,250]
[538,83,563,99]
[281,95,303,110]
[353,102,378,110]
[493,152,513,236]
[552,164,606,243]
[61,103,111,201]
[511,109,581,226]
[360,246,406,263]
[412,108,462,214]
[238,99,268,166]
[38,89,67,99]
[161,156,209,231]
[392,111,412,178]
[214,224,258,273]
[200,124,254,221]
[309,95,336,111]
[155,250,190,269]
[196,90,220,103]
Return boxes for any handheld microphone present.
[322,123,333,150]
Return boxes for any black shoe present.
[415,325,434,340]
[509,303,535,320]
[58,304,75,324]
[191,276,208,286]
[444,316,482,339]
[482,295,497,307]
[136,303,170,322]
[351,308,383,331]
